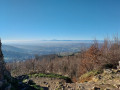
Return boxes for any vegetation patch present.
[29,73,72,83]
[79,70,102,83]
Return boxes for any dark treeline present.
[6,36,120,82]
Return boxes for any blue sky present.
[0,0,120,41]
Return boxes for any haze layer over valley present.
[3,40,95,62]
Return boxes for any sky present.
[0,0,120,42]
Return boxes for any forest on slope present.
[6,36,120,82]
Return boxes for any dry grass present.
[79,70,102,83]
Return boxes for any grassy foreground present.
[28,73,72,83]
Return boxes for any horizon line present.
[2,39,104,44]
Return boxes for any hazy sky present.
[0,0,120,41]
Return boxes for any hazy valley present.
[3,40,93,62]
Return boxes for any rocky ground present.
[15,69,120,90]
[81,69,120,90]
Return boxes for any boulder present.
[92,87,100,90]
[103,69,113,74]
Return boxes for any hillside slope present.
[2,45,33,62]
[77,69,120,90]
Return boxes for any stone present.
[116,70,120,73]
[47,85,50,87]
[117,61,120,69]
[113,84,120,89]
[104,69,113,74]
[92,87,100,90]
[0,81,3,87]
[92,75,102,82]
[79,86,85,90]
[104,89,110,90]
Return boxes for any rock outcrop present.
[0,39,43,90]
[0,39,6,80]
[0,39,11,89]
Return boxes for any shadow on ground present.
[15,75,49,90]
